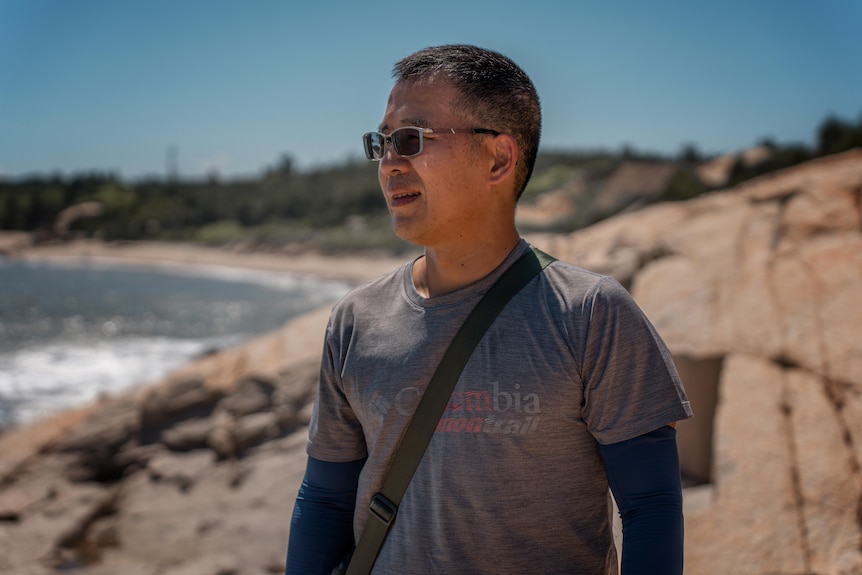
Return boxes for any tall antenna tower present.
[166,145,179,182]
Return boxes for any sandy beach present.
[0,231,415,284]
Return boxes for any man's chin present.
[390,222,425,247]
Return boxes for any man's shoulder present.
[539,255,617,293]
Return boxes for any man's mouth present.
[389,190,420,208]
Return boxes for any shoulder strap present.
[345,248,556,575]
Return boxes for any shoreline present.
[0,231,412,443]
[0,232,415,284]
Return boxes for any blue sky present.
[1,0,860,180]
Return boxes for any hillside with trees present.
[1,113,860,255]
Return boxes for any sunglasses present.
[362,126,499,161]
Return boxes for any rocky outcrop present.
[534,149,862,574]
[0,149,860,574]
[0,307,330,575]
[516,160,680,230]
[53,202,104,238]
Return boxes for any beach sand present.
[0,232,415,283]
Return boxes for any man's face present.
[377,79,496,248]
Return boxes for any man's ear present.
[488,134,518,185]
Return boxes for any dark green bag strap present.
[344,248,556,575]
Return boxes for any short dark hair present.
[393,44,542,199]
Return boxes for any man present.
[285,44,692,574]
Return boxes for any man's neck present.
[412,233,521,298]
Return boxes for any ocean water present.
[0,257,352,428]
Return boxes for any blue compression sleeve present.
[598,426,684,575]
[284,456,365,575]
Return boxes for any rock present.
[535,150,862,574]
[147,449,215,491]
[138,376,224,444]
[206,413,237,460]
[53,396,141,481]
[89,432,307,574]
[161,418,216,452]
[272,361,321,430]
[232,412,280,455]
[0,479,116,573]
[684,353,808,574]
[588,160,678,217]
[53,201,104,238]
[217,375,276,417]
[0,477,56,522]
[785,367,861,573]
[0,406,94,483]
[696,152,737,188]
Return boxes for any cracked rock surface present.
[538,150,862,574]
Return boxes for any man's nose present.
[379,143,409,173]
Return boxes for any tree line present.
[1,113,860,254]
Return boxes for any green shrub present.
[194,220,246,245]
[662,169,705,202]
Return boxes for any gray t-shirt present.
[307,240,692,574]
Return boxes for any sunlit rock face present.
[533,149,862,574]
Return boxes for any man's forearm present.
[284,457,365,575]
[598,425,684,575]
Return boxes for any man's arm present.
[597,425,684,575]
[284,456,365,575]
